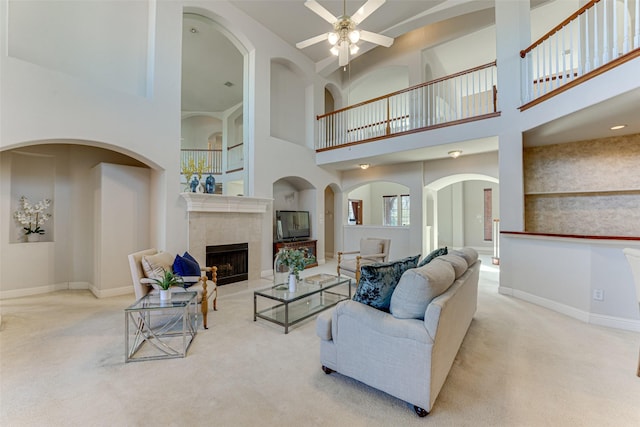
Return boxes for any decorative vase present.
[160,289,172,301]
[27,234,40,243]
[288,274,297,293]
[205,174,216,194]
[190,176,199,192]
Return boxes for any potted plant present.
[276,247,315,292]
[14,196,52,242]
[150,269,185,301]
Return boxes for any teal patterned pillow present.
[417,246,448,268]
[352,254,421,311]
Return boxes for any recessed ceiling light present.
[448,150,462,159]
[359,164,370,170]
[224,81,234,87]
[190,27,198,34]
[610,124,627,130]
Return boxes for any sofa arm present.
[316,309,333,340]
[335,300,431,344]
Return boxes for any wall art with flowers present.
[14,196,52,242]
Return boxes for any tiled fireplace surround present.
[181,193,272,282]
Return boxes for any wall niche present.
[523,133,640,236]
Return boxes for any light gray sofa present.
[316,248,480,416]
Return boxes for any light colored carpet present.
[1,258,639,426]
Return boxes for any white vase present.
[27,234,39,243]
[288,274,297,293]
[160,289,172,301]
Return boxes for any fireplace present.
[206,243,249,285]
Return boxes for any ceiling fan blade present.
[352,0,385,24]
[359,30,394,47]
[338,43,349,66]
[304,0,337,24]
[296,33,329,49]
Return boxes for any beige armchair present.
[128,248,218,329]
[623,247,640,376]
[337,238,391,283]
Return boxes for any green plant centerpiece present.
[150,269,185,291]
[277,247,314,280]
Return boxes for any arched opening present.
[425,174,499,255]
[181,12,245,195]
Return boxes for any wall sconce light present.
[359,164,370,170]
[448,150,462,159]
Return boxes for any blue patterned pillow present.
[352,254,421,312]
[417,246,448,268]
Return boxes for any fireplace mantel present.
[181,193,271,213]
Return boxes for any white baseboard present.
[0,282,132,300]
[89,285,133,299]
[499,286,640,332]
[0,283,68,299]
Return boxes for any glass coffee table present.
[254,274,352,334]
[125,291,198,362]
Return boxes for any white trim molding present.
[181,193,271,213]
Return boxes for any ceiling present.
[181,1,639,170]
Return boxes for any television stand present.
[273,239,318,269]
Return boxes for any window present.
[383,194,410,226]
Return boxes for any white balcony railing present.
[521,0,640,105]
[316,61,498,151]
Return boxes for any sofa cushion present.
[417,246,448,267]
[450,247,479,266]
[433,254,468,278]
[352,254,421,312]
[141,251,174,280]
[390,260,456,320]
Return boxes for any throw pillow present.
[390,259,456,320]
[141,251,175,280]
[417,246,448,268]
[352,254,421,312]
[173,253,201,288]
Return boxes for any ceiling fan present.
[296,0,394,66]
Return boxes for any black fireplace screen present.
[206,243,248,285]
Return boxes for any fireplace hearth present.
[206,243,249,285]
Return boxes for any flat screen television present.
[276,210,310,241]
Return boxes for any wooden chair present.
[623,247,640,376]
[128,248,217,329]
[337,238,391,283]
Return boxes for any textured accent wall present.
[524,133,640,236]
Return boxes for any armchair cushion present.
[352,254,421,312]
[141,251,174,280]
[360,238,384,256]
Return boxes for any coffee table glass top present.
[254,274,352,333]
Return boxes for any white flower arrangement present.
[14,196,52,236]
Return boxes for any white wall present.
[93,163,150,297]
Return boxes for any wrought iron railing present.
[521,0,640,106]
[316,61,498,151]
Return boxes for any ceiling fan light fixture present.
[330,45,340,56]
[350,44,359,55]
[348,29,360,44]
[328,32,339,45]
